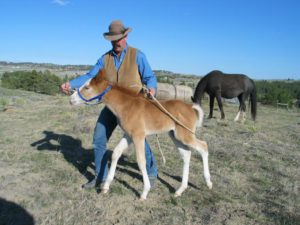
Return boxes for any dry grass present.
[0,87,299,225]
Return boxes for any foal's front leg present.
[132,136,151,200]
[102,135,131,193]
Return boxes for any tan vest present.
[104,46,143,94]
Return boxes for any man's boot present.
[82,177,98,189]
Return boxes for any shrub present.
[1,70,62,95]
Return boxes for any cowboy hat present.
[103,20,132,41]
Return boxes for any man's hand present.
[148,88,156,97]
[60,82,71,95]
[147,88,156,99]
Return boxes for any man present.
[61,20,158,189]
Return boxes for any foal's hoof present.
[139,197,146,201]
[174,192,182,198]
[207,181,213,190]
[102,188,109,194]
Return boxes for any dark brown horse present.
[191,70,257,121]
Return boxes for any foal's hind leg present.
[169,132,192,197]
[187,137,212,189]
[175,147,191,197]
[102,135,131,193]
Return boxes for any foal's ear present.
[96,69,106,80]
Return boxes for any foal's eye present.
[84,86,89,90]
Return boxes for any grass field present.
[0,87,299,225]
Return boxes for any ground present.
[0,87,299,225]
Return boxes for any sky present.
[0,0,299,80]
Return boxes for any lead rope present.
[156,134,166,165]
[142,86,195,135]
[142,86,196,166]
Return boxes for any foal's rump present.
[156,100,203,131]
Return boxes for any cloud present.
[52,0,70,6]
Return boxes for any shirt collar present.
[111,44,128,57]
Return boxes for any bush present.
[255,80,300,107]
[1,70,62,95]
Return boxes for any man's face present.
[111,36,127,55]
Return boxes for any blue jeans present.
[93,107,158,182]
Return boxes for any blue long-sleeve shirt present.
[70,44,157,90]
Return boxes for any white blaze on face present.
[69,78,92,105]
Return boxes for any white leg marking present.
[102,135,130,193]
[175,147,191,197]
[234,110,241,121]
[241,111,246,123]
[193,140,212,189]
[133,138,151,200]
[202,150,212,189]
[139,165,151,200]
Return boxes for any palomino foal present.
[70,70,212,200]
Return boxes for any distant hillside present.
[1,61,298,91]
[0,61,91,78]
[0,61,91,71]
[0,61,202,88]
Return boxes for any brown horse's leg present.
[240,94,247,123]
[216,92,225,119]
[234,110,241,121]
[235,94,246,122]
[208,94,215,119]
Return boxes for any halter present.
[77,85,112,104]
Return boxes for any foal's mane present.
[111,84,145,99]
[93,69,144,98]
[95,69,145,99]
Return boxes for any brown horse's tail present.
[250,82,257,121]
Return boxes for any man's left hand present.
[148,88,156,97]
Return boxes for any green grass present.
[0,86,299,225]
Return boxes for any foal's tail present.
[249,81,257,121]
[192,104,204,127]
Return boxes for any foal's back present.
[114,88,199,134]
[141,98,198,132]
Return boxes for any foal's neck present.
[103,86,141,117]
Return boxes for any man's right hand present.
[60,82,71,95]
